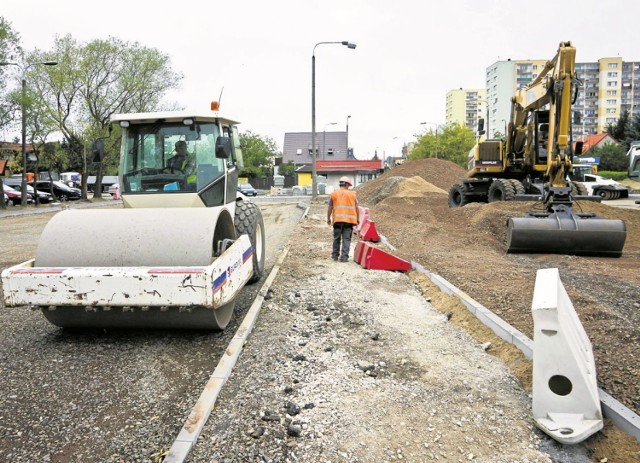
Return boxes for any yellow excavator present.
[448,41,626,256]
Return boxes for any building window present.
[607,72,618,78]
[327,148,334,156]
[607,90,617,96]
[608,63,619,69]
[607,81,618,87]
[606,108,616,113]
[296,148,302,155]
[606,117,617,123]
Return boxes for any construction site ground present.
[1,167,640,462]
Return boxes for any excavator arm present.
[506,41,627,257]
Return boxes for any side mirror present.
[215,136,232,158]
[574,141,583,156]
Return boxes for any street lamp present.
[311,41,356,199]
[0,60,58,206]
[345,115,351,158]
[420,122,439,159]
[323,122,337,160]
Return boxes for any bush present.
[596,171,628,181]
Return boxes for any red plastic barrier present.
[355,206,370,232]
[362,246,411,272]
[359,219,380,242]
[353,241,372,264]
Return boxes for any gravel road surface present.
[0,200,306,462]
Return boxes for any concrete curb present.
[165,245,292,462]
[382,237,640,443]
[164,204,311,462]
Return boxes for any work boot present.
[331,255,338,261]
[339,257,348,262]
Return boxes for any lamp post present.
[420,122,439,158]
[322,122,337,160]
[312,41,356,199]
[476,98,490,139]
[0,60,58,206]
[345,115,351,158]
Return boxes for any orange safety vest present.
[330,189,358,225]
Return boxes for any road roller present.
[447,41,626,256]
[1,103,265,329]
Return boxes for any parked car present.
[4,182,53,204]
[3,192,8,206]
[35,180,82,201]
[237,183,258,196]
[3,184,32,205]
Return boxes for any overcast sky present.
[3,0,638,159]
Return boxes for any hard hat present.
[339,176,352,186]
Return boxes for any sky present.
[2,0,638,160]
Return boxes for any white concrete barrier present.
[532,268,603,444]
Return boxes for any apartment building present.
[445,88,487,131]
[481,56,640,139]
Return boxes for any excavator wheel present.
[488,179,517,202]
[508,179,526,195]
[235,200,265,284]
[448,183,469,208]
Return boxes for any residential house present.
[296,160,383,188]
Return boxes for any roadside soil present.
[354,158,640,461]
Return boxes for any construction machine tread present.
[488,179,517,202]
[235,200,265,283]
[571,181,589,197]
[448,183,469,208]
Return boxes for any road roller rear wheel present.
[235,201,265,284]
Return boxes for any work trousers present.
[332,222,354,260]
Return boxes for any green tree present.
[591,143,629,171]
[605,109,629,145]
[625,111,640,148]
[0,17,22,129]
[26,34,182,195]
[278,161,295,176]
[239,131,280,177]
[409,123,476,167]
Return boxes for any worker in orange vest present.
[327,176,360,262]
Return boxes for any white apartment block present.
[486,57,640,139]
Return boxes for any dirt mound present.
[357,158,466,204]
[358,175,446,205]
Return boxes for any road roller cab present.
[1,103,266,330]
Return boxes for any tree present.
[409,123,476,167]
[27,34,182,196]
[625,111,640,148]
[0,17,22,129]
[590,143,628,171]
[239,131,281,177]
[605,109,629,145]
[278,161,295,176]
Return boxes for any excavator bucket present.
[506,207,627,257]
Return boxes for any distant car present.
[237,183,258,196]
[35,180,82,201]
[3,184,32,205]
[4,182,53,204]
